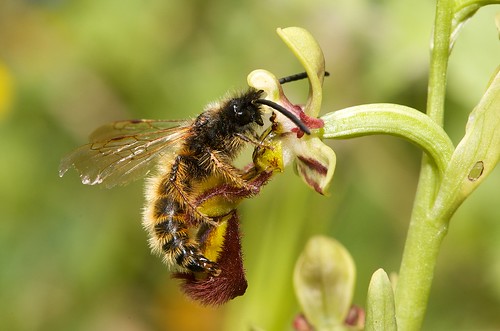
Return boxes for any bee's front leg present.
[206,149,261,194]
[235,132,268,148]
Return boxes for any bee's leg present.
[193,170,273,210]
[206,150,260,193]
[167,155,214,223]
[235,132,268,148]
[151,202,220,276]
[176,243,220,275]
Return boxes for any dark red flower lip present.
[173,211,247,306]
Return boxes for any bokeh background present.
[1,1,499,330]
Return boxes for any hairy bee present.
[60,79,310,277]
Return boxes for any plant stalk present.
[394,0,454,329]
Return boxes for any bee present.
[59,75,311,278]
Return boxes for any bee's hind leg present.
[176,244,220,276]
[152,212,220,276]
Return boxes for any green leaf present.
[294,236,356,331]
[365,269,397,331]
[321,103,455,177]
[430,66,500,221]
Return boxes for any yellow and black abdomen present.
[143,150,221,275]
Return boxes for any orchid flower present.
[249,27,336,195]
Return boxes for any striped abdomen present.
[142,156,219,275]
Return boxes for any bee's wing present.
[59,119,192,188]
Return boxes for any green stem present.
[394,208,449,330]
[426,0,453,126]
[394,0,454,329]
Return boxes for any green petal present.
[293,137,336,195]
[247,69,281,102]
[294,236,356,330]
[277,27,326,117]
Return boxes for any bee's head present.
[228,89,264,128]
[222,88,310,134]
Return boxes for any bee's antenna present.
[254,99,311,135]
[278,71,330,84]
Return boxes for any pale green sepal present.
[277,27,326,117]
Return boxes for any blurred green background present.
[1,1,499,330]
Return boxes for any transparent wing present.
[59,119,192,188]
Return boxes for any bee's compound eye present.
[232,103,253,126]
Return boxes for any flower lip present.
[173,211,247,306]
